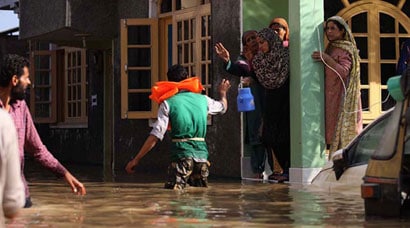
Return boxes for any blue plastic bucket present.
[237,87,255,112]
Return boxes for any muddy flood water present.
[7,163,410,227]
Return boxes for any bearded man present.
[0,54,86,208]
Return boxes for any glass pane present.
[183,20,189,40]
[68,53,72,66]
[355,37,368,59]
[77,85,81,100]
[128,26,151,45]
[380,13,395,34]
[68,86,71,100]
[190,42,195,62]
[208,16,211,37]
[128,70,151,89]
[361,89,369,112]
[35,55,50,69]
[184,43,189,63]
[35,88,50,102]
[35,103,50,118]
[177,21,182,41]
[380,38,396,59]
[68,103,72,117]
[68,70,72,84]
[160,0,172,13]
[76,69,80,83]
[168,24,173,68]
[201,16,207,36]
[73,69,77,84]
[177,44,182,63]
[201,64,206,83]
[78,102,81,116]
[190,18,195,39]
[72,53,76,66]
[360,63,368,85]
[351,13,367,33]
[73,86,77,100]
[128,48,151,67]
[208,64,211,79]
[73,103,77,117]
[128,93,151,111]
[350,114,390,164]
[35,71,50,85]
[381,64,397,84]
[201,40,206,61]
[399,23,408,34]
[176,0,181,10]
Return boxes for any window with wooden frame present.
[65,48,88,123]
[120,19,159,119]
[173,4,211,95]
[29,43,89,125]
[29,45,57,123]
[120,1,211,119]
[328,0,410,124]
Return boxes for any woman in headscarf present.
[252,28,290,182]
[311,16,363,155]
[269,17,290,48]
[215,31,267,179]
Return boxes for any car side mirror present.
[332,149,347,180]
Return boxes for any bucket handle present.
[238,76,244,89]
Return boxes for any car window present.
[348,114,391,165]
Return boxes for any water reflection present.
[7,165,410,227]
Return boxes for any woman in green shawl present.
[311,16,363,155]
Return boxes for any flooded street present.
[7,163,410,227]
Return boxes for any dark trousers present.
[251,144,266,174]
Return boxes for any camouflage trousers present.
[164,157,209,190]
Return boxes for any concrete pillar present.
[289,0,326,183]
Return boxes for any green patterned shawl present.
[327,16,362,155]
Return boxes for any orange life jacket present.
[149,77,204,104]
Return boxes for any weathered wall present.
[19,0,66,39]
[19,0,117,44]
[70,0,117,39]
[243,0,289,31]
[210,0,242,177]
[0,35,28,59]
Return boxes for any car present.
[309,107,393,193]
[311,69,410,218]
[361,71,410,217]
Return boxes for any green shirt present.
[166,92,208,161]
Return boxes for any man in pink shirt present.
[0,54,86,208]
